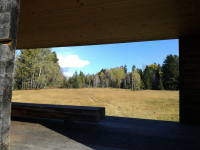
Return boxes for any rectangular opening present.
[13,39,179,122]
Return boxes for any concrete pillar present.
[0,0,20,149]
[179,35,200,124]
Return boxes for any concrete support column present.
[0,0,20,149]
[179,35,200,123]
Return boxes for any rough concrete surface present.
[10,116,200,150]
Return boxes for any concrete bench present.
[11,102,105,123]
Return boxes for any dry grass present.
[12,88,179,122]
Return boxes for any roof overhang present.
[17,0,200,49]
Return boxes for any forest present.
[14,48,179,91]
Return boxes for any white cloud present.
[63,72,73,77]
[57,55,90,68]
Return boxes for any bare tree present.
[93,74,99,88]
[87,74,92,87]
[100,72,105,88]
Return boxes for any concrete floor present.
[10,116,200,150]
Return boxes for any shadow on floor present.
[11,116,200,150]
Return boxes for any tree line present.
[14,48,179,91]
[63,54,179,90]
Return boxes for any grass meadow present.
[12,88,179,122]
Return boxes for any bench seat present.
[11,102,105,123]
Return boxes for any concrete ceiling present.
[16,0,200,49]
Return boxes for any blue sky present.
[52,39,179,77]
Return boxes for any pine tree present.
[156,64,164,90]
[140,79,145,89]
[73,71,79,88]
[137,69,142,77]
[121,65,127,88]
[158,78,164,90]
[123,65,127,74]
[75,78,79,88]
[52,51,59,63]
[162,54,179,90]
[143,66,152,89]
[61,77,67,88]
[79,71,85,88]
[132,65,136,72]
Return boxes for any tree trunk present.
[22,69,23,90]
[132,72,133,91]
[134,78,135,91]
[33,58,35,89]
[31,73,32,89]
[39,67,41,77]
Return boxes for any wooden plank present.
[180,103,200,110]
[180,90,200,97]
[180,56,200,63]
[180,63,200,70]
[179,36,200,44]
[180,83,200,90]
[0,0,20,149]
[180,77,200,83]
[180,70,200,76]
[180,109,200,117]
[11,102,105,123]
[180,116,200,123]
[180,97,200,103]
[180,51,200,57]
[180,35,200,124]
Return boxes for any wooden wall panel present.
[179,35,200,124]
[0,0,20,149]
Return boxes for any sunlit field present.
[12,88,179,121]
